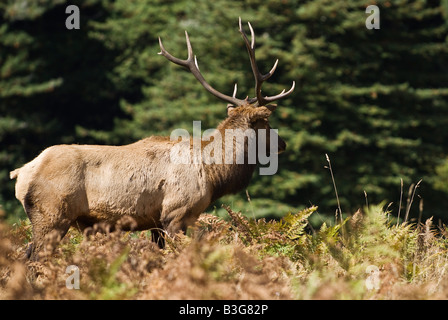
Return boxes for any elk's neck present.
[203,117,257,202]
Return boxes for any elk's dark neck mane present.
[204,115,257,202]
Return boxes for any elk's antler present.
[158,31,248,107]
[238,17,295,107]
[158,19,295,107]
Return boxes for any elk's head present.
[158,18,294,156]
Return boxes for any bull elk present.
[10,18,294,260]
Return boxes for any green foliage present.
[209,203,448,299]
[433,158,448,193]
[2,203,448,299]
[88,246,137,300]
[224,204,317,260]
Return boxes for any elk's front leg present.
[159,185,211,246]
[160,204,204,245]
[160,207,190,239]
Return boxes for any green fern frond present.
[281,206,317,240]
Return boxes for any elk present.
[10,18,294,260]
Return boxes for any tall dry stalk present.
[404,179,422,223]
[397,178,404,226]
[325,154,343,225]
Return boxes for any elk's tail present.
[10,169,20,180]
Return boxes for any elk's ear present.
[227,106,237,116]
[251,106,272,121]
[266,104,277,112]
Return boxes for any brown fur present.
[11,105,285,260]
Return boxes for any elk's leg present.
[160,207,192,245]
[160,205,204,247]
[150,229,166,249]
[27,218,72,261]
[24,195,72,260]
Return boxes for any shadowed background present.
[1,0,448,224]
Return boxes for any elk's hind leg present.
[24,192,72,261]
[27,220,72,261]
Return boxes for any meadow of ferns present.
[1,201,448,300]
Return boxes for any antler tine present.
[159,31,247,107]
[158,37,185,66]
[239,18,262,104]
[247,21,255,49]
[238,17,295,106]
[194,55,200,72]
[266,59,279,80]
[262,81,296,103]
[226,83,238,109]
[185,31,193,60]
